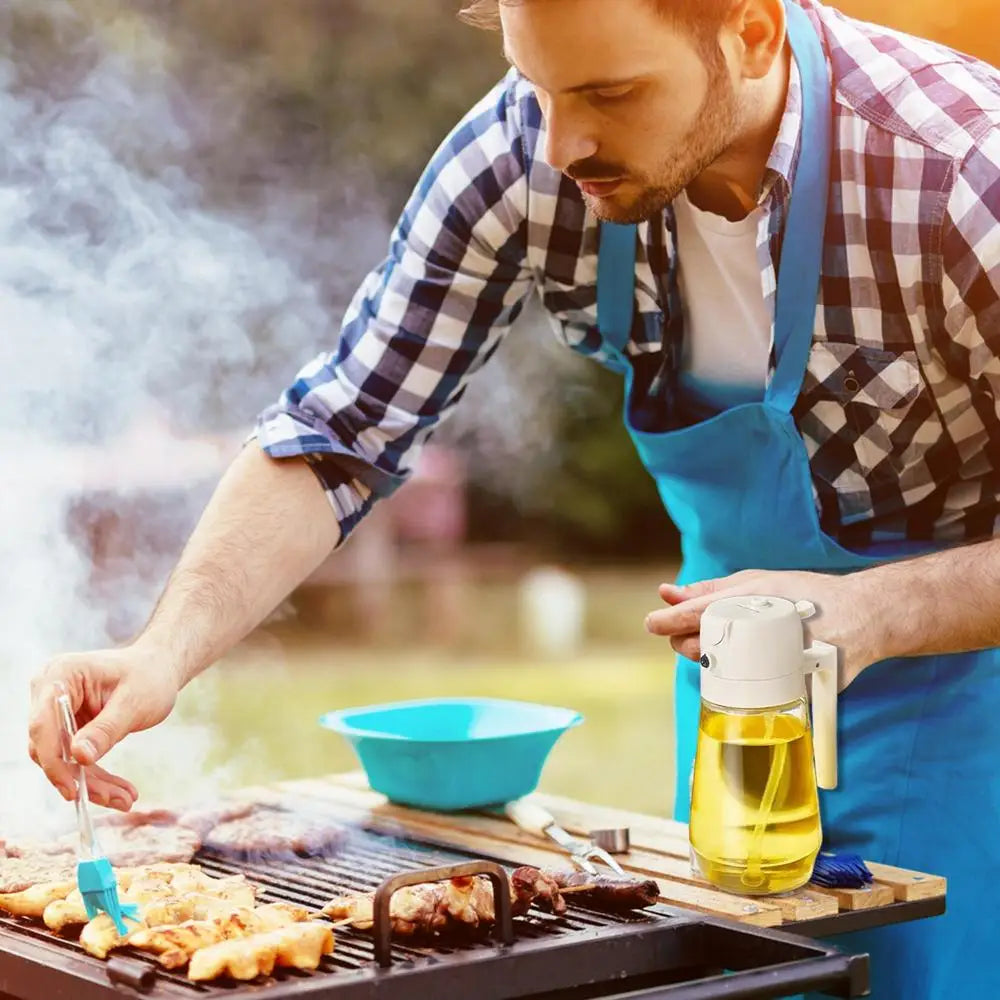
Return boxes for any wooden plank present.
[863,862,947,902]
[528,790,693,858]
[499,797,838,917]
[811,882,896,911]
[312,776,839,921]
[332,773,695,858]
[286,778,612,856]
[753,888,840,922]
[280,774,946,923]
[299,776,894,923]
[518,790,945,909]
[275,778,784,926]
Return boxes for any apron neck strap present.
[766,1,833,414]
[597,221,637,353]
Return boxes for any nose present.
[540,103,599,173]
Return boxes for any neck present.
[685,43,791,220]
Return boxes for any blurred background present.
[1,0,995,831]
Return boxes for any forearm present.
[860,538,1000,662]
[135,444,341,686]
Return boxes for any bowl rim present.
[318,696,584,743]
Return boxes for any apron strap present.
[596,221,637,353]
[766,1,833,414]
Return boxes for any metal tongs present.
[54,683,139,934]
[505,800,625,875]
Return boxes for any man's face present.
[500,0,743,223]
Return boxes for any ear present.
[724,0,786,81]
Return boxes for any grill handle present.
[592,954,867,999]
[373,860,514,968]
[106,956,157,992]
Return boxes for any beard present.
[577,59,742,225]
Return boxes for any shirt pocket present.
[803,341,924,479]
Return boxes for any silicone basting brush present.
[55,686,140,936]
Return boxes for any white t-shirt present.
[672,190,771,413]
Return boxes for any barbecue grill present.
[0,825,878,1000]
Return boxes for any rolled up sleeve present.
[255,72,535,543]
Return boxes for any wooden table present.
[246,771,947,938]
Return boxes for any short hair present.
[458,0,733,44]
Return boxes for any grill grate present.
[0,825,869,1000]
[195,830,653,970]
[0,827,665,997]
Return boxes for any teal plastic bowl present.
[319,697,583,811]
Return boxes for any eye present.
[591,85,634,102]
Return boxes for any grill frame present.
[0,827,874,1000]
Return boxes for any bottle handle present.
[804,640,838,790]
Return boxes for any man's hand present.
[27,647,181,809]
[645,569,881,691]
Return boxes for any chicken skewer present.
[127,901,312,968]
[187,921,335,981]
[0,879,77,919]
[80,887,261,958]
[322,866,658,935]
[45,868,254,934]
[0,863,209,922]
[78,876,259,958]
[539,870,660,911]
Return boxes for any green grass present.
[171,642,677,818]
[139,567,681,818]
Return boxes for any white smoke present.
[0,0,586,834]
[0,0,388,831]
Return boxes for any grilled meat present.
[45,866,255,936]
[77,871,259,958]
[511,866,565,916]
[0,855,76,894]
[3,840,75,859]
[3,823,201,874]
[321,866,554,934]
[203,807,348,857]
[127,902,311,969]
[322,865,657,935]
[176,802,256,838]
[323,874,507,935]
[99,824,203,867]
[546,871,660,911]
[94,807,181,829]
[187,921,334,981]
[128,919,226,969]
[0,878,77,918]
[1,797,335,896]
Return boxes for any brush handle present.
[55,691,99,859]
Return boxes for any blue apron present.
[596,4,1000,997]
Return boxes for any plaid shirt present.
[256,0,1000,550]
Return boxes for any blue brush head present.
[810,850,874,889]
[77,857,141,936]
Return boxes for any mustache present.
[564,160,627,181]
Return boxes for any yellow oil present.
[689,703,821,895]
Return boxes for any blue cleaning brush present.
[56,688,140,936]
[810,850,874,889]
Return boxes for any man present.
[27,0,1000,995]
